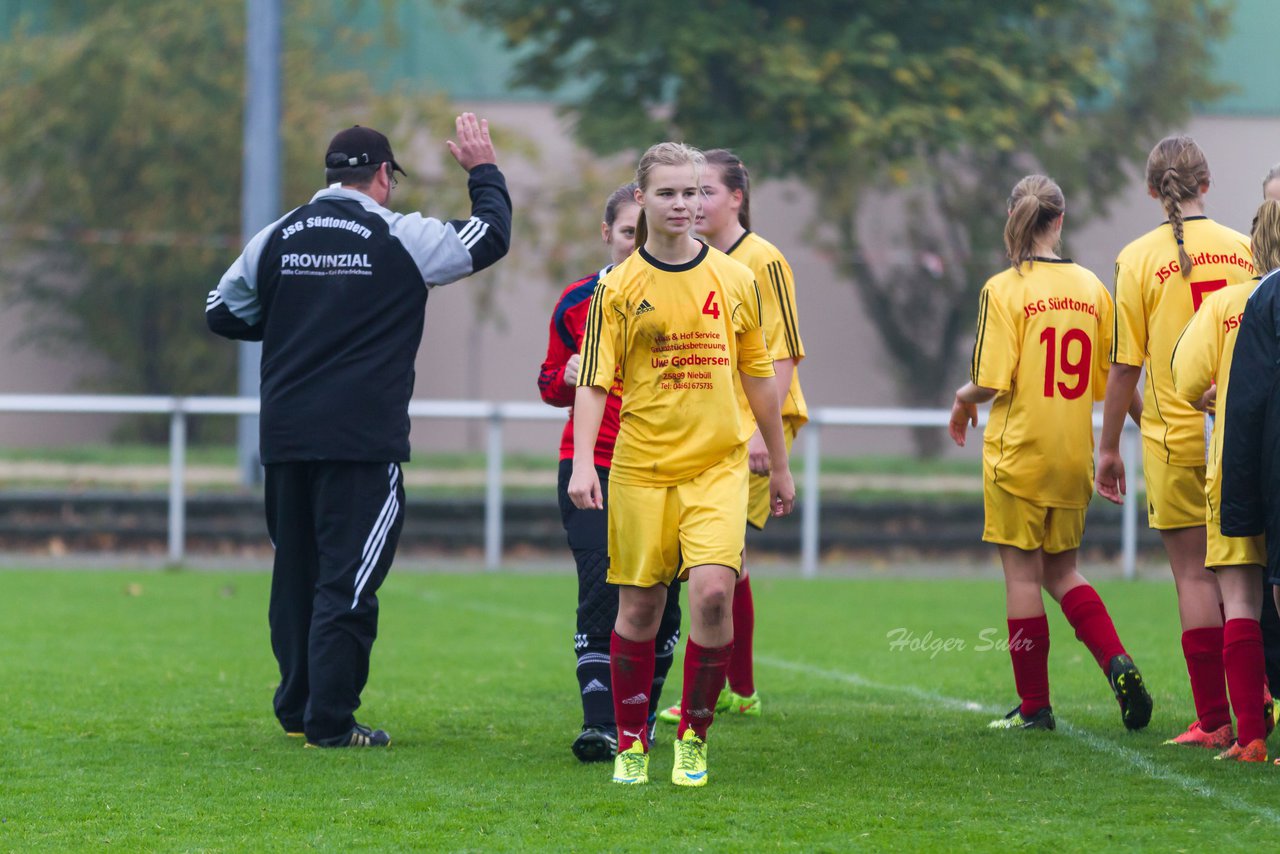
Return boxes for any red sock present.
[610,630,655,752]
[1008,616,1050,716]
[679,638,734,740]
[726,576,755,696]
[1182,627,1230,732]
[1224,618,1266,745]
[1059,585,1126,671]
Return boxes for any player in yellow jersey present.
[950,175,1152,733]
[1172,200,1280,762]
[1097,136,1255,749]
[569,142,795,787]
[655,148,807,726]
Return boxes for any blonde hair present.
[1251,199,1280,274]
[634,142,705,247]
[1146,135,1210,278]
[1004,175,1065,272]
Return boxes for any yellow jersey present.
[971,259,1114,508]
[1113,216,1254,465]
[728,231,809,425]
[1170,278,1261,517]
[579,242,774,486]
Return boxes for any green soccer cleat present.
[672,728,709,787]
[612,741,649,785]
[721,689,761,717]
[987,705,1055,731]
[657,703,681,725]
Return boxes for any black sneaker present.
[572,725,618,763]
[988,704,1055,730]
[305,723,391,748]
[1109,654,1153,731]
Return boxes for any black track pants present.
[265,461,405,741]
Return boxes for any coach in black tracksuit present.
[206,115,511,747]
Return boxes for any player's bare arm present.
[740,371,795,516]
[948,382,996,447]
[568,385,607,510]
[1096,363,1142,504]
[747,357,796,474]
[447,112,497,171]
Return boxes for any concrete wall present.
[2,108,1277,457]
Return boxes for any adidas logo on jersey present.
[635,299,656,316]
[582,679,608,695]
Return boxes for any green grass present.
[2,569,1271,851]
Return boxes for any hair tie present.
[1176,238,1184,245]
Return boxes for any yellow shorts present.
[1142,449,1205,530]
[1206,506,1266,568]
[747,419,800,530]
[607,445,749,588]
[982,483,1085,554]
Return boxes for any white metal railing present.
[0,395,1143,576]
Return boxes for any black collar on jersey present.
[1031,256,1073,264]
[725,230,751,256]
[639,241,709,273]
[1163,215,1209,225]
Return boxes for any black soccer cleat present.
[305,722,391,748]
[572,725,618,763]
[1108,654,1153,731]
[988,704,1055,731]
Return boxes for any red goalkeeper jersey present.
[538,267,622,467]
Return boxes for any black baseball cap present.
[324,125,406,175]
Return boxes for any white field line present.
[415,589,1279,824]
[756,654,1280,824]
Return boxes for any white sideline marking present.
[756,654,1280,824]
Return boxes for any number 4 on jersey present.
[702,291,720,320]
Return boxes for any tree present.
[0,1,469,440]
[459,0,1231,454]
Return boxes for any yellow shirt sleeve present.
[970,284,1017,392]
[762,256,805,362]
[577,283,619,391]
[1093,285,1115,402]
[1170,300,1220,403]
[1112,260,1146,366]
[735,281,774,378]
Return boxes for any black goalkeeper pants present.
[265,461,405,742]
[558,459,682,728]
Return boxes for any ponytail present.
[1145,135,1210,279]
[635,209,648,249]
[1003,175,1065,273]
[1251,199,1280,274]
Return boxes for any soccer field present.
[3,567,1275,851]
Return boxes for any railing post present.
[1120,425,1139,580]
[168,401,187,567]
[801,424,821,578]
[484,410,504,569]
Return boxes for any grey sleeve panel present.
[384,211,475,288]
[210,209,297,325]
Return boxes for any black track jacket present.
[1221,269,1279,573]
[207,164,511,463]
